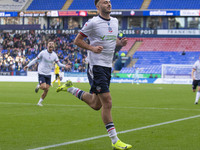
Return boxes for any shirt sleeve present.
[27,51,43,67]
[80,18,93,37]
[54,53,59,62]
[56,61,66,68]
[36,51,43,60]
[27,57,38,67]
[193,62,197,70]
[115,18,119,35]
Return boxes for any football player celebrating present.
[56,0,132,149]
[24,40,68,106]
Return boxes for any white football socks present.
[106,122,119,144]
[67,87,85,100]
[38,98,43,104]
[195,91,200,103]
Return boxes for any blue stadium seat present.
[68,0,143,10]
[120,51,198,74]
[28,0,66,10]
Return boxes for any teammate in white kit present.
[56,0,132,149]
[24,41,68,106]
[192,55,200,104]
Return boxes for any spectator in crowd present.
[181,50,186,55]
[74,59,79,71]
[149,74,153,78]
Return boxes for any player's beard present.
[48,46,54,53]
[102,6,111,14]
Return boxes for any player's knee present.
[41,86,49,92]
[93,105,102,111]
[103,101,112,110]
[91,102,102,110]
[40,85,45,90]
[44,88,49,92]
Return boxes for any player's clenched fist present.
[92,46,103,53]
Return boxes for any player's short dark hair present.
[48,39,54,43]
[95,0,100,6]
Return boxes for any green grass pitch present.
[0,82,200,150]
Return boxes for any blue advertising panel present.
[0,71,27,76]
[143,10,180,16]
[111,78,157,83]
[0,12,18,17]
[118,10,180,16]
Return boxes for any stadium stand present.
[110,0,143,9]
[120,38,137,52]
[119,38,200,74]
[1,32,200,75]
[0,0,28,11]
[68,0,96,10]
[137,38,200,51]
[134,51,199,64]
[2,32,198,75]
[0,32,87,72]
[68,0,143,10]
[26,0,200,10]
[120,51,199,74]
[1,0,200,77]
[27,0,67,10]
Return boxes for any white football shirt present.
[28,49,59,75]
[193,60,200,80]
[80,15,118,67]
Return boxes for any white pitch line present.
[0,102,200,111]
[27,114,200,150]
[0,102,87,107]
[113,106,200,111]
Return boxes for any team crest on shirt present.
[108,27,113,33]
[107,22,113,33]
